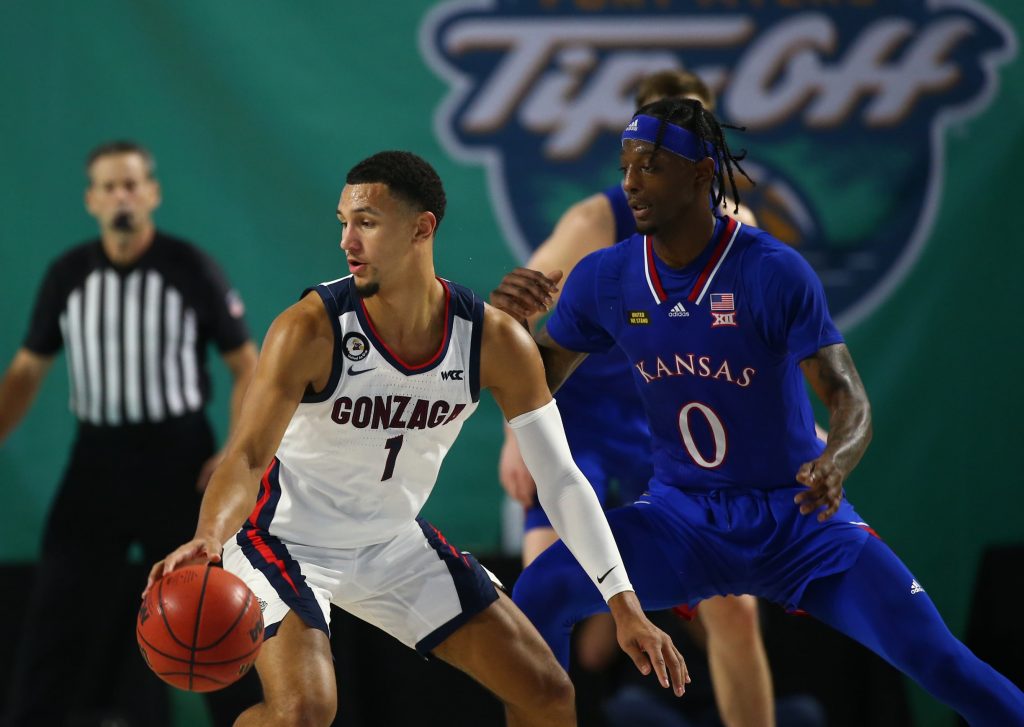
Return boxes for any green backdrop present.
[1,2,1021,724]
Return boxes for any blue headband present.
[621,114,716,163]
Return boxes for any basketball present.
[137,564,264,692]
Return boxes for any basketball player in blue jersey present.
[145,151,685,727]
[499,100,1024,726]
[494,70,774,727]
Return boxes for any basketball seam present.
[135,626,263,665]
[188,565,214,691]
[156,578,195,650]
[150,671,230,687]
[199,588,255,651]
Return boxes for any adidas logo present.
[668,301,689,318]
[625,119,639,131]
[910,579,924,595]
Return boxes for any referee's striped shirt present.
[23,232,250,426]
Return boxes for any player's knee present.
[701,595,762,645]
[513,551,578,623]
[512,563,561,624]
[903,635,973,689]
[266,690,338,727]
[527,663,575,716]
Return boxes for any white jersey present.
[245,276,483,549]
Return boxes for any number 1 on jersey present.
[381,434,404,481]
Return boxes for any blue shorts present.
[524,413,651,532]
[519,482,872,615]
[523,445,651,531]
[627,483,872,610]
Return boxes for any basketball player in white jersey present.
[146,151,686,727]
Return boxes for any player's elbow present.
[856,391,873,441]
[533,471,585,514]
[266,694,337,727]
[834,382,871,428]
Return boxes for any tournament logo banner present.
[420,0,1015,328]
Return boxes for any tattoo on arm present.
[801,343,873,475]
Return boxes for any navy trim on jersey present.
[300,279,352,404]
[236,525,330,638]
[238,460,328,637]
[413,518,498,656]
[447,281,484,403]
[352,277,454,376]
[247,458,283,531]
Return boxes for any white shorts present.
[222,517,500,655]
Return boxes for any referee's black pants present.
[3,413,259,727]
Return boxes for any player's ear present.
[694,157,715,188]
[149,178,163,210]
[412,210,437,244]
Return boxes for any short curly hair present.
[346,151,447,231]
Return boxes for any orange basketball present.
[137,564,264,692]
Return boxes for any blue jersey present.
[554,352,649,473]
[547,216,843,492]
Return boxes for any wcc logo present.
[420,0,1015,328]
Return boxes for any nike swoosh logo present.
[347,366,375,376]
[596,565,618,584]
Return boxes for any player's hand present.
[498,430,538,506]
[608,591,689,697]
[490,268,563,323]
[795,453,846,521]
[143,536,223,599]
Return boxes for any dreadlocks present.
[633,97,753,214]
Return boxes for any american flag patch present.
[710,293,734,311]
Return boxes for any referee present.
[0,141,258,726]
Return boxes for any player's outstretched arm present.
[145,295,333,593]
[534,324,591,395]
[490,196,614,504]
[489,264,566,504]
[482,306,688,695]
[796,342,872,520]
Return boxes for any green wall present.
[1,2,1021,724]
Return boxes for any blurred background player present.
[0,141,258,727]
[493,70,773,727]
[146,150,685,727]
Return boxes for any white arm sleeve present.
[508,399,633,602]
